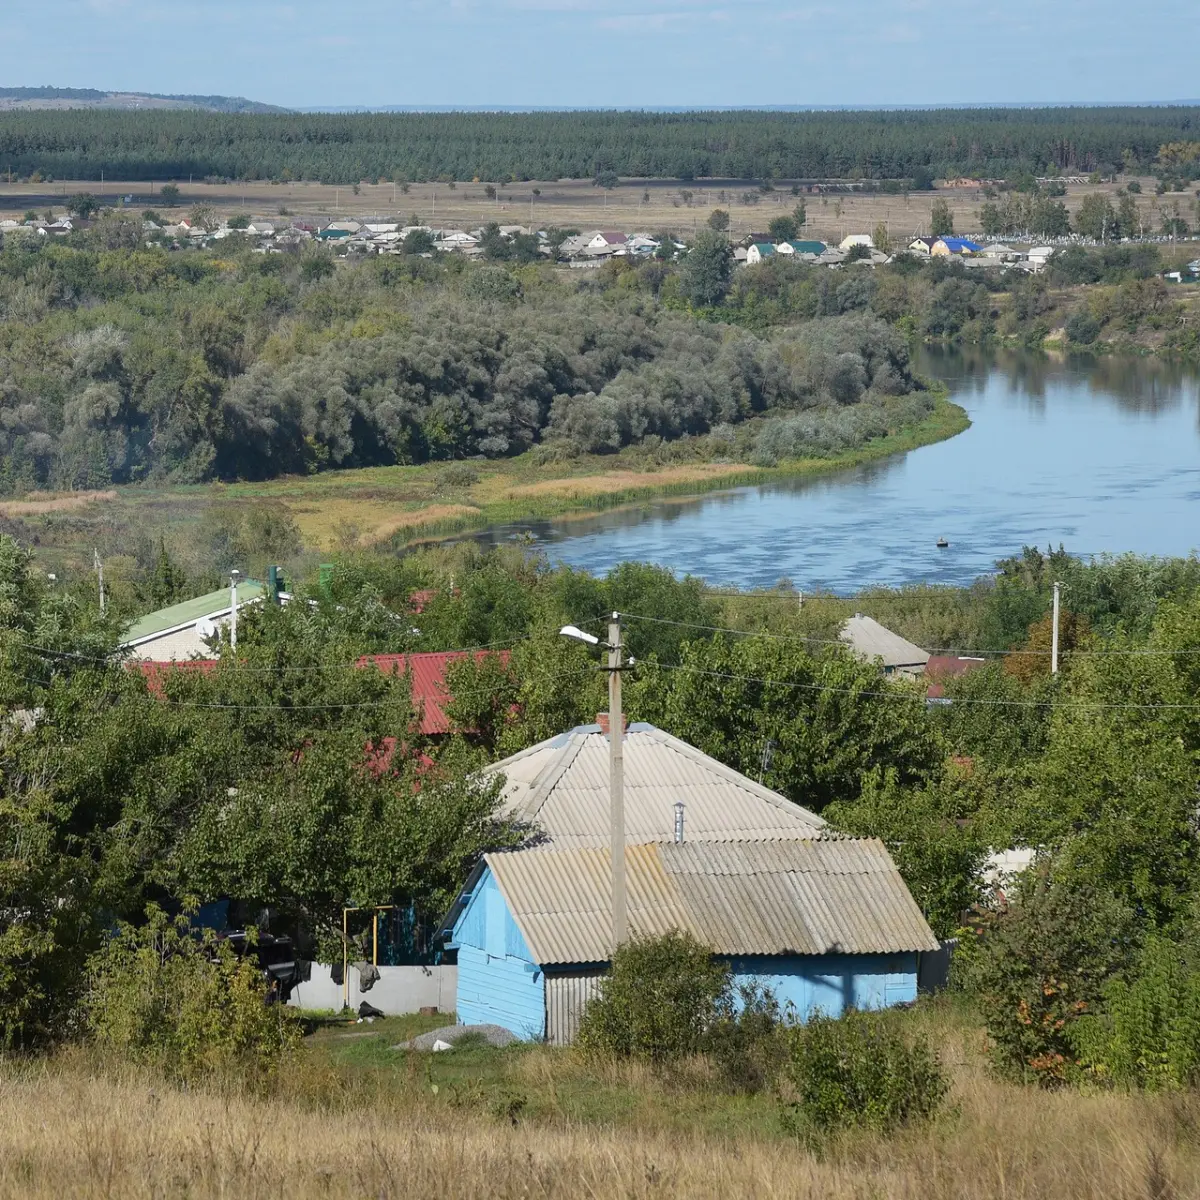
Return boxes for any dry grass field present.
[0,174,1184,244]
[4,1003,1200,1199]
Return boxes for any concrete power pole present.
[230,569,241,654]
[93,548,105,615]
[1051,581,1062,675]
[607,614,626,951]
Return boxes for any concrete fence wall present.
[289,963,457,1016]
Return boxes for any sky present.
[5,0,1197,110]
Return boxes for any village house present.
[121,579,267,661]
[439,720,936,1043]
[776,239,827,257]
[839,613,930,678]
[931,237,982,256]
[839,234,874,251]
[745,242,776,264]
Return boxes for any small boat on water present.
[936,537,949,549]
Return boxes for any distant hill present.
[0,87,286,114]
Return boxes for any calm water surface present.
[476,348,1200,591]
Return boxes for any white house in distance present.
[839,234,874,251]
[121,580,265,661]
[746,242,776,265]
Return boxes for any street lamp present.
[561,614,628,951]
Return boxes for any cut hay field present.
[3,1001,1198,1200]
[8,396,968,579]
[0,174,1180,246]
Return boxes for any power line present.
[619,610,1200,659]
[644,658,1200,712]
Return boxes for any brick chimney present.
[596,713,628,736]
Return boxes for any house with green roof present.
[745,242,776,265]
[121,580,265,661]
[779,240,827,257]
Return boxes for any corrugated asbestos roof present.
[839,615,930,669]
[487,723,825,847]
[485,839,939,965]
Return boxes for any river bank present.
[9,392,969,576]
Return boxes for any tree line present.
[1,106,1198,183]
[0,227,928,491]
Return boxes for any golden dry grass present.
[494,463,749,502]
[6,1017,1200,1200]
[0,490,116,516]
[1,174,1179,245]
[357,503,483,545]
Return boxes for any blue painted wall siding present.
[453,871,546,1039]
[730,953,918,1021]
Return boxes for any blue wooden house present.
[442,839,938,1044]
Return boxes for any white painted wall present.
[289,963,457,1016]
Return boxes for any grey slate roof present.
[483,839,939,965]
[487,722,825,847]
[839,615,930,671]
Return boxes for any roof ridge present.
[642,727,825,828]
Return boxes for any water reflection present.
[469,348,1200,592]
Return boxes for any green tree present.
[68,192,101,219]
[402,227,435,254]
[678,229,734,307]
[971,868,1138,1085]
[1075,192,1116,240]
[826,769,985,937]
[793,200,806,228]
[768,214,798,242]
[930,198,954,237]
[188,203,220,233]
[159,183,181,207]
[707,208,730,232]
[628,634,942,811]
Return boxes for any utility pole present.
[560,617,628,952]
[93,548,105,615]
[1051,581,1062,675]
[230,569,241,654]
[607,614,626,951]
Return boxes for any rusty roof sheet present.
[484,838,937,966]
[488,723,824,847]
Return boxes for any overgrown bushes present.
[576,932,730,1063]
[84,907,300,1083]
[782,1010,947,1141]
[576,931,947,1138]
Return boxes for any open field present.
[7,396,968,578]
[2,174,1193,245]
[5,1000,1200,1199]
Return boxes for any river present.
[474,348,1200,591]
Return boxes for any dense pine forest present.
[1,106,1197,183]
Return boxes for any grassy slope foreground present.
[3,1001,1197,1199]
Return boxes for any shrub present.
[971,869,1138,1085]
[1071,936,1200,1091]
[576,931,730,1062]
[781,1010,947,1141]
[1065,310,1101,345]
[84,907,300,1084]
[707,981,788,1092]
[436,462,480,489]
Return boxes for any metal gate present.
[544,969,604,1046]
